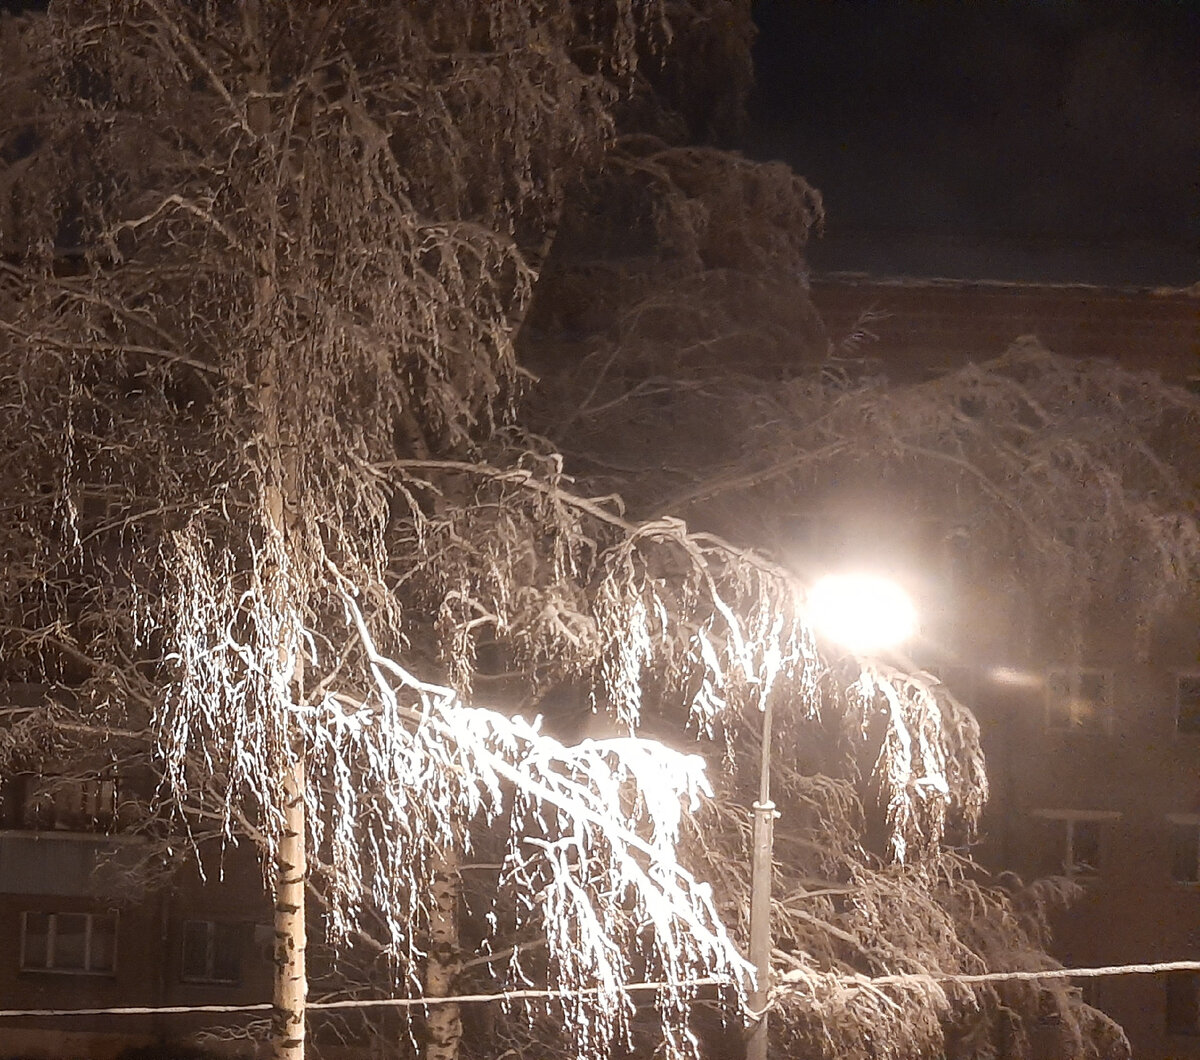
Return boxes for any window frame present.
[1030,809,1120,877]
[1166,969,1200,1037]
[1168,814,1200,885]
[1043,668,1114,734]
[17,771,118,832]
[180,918,245,985]
[1175,673,1200,736]
[19,910,118,975]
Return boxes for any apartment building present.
[0,690,275,1059]
[1,231,1196,1057]
[810,244,1199,1059]
[964,630,1200,1059]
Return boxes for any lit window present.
[181,920,244,984]
[20,911,117,974]
[1169,817,1200,884]
[1045,670,1112,733]
[1166,971,1200,1036]
[1177,676,1200,735]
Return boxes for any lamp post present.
[745,572,916,1060]
[745,689,777,1060]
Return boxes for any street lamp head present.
[807,572,917,655]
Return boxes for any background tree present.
[516,30,1199,1056]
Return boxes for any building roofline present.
[812,271,1200,299]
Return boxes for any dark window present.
[1171,823,1200,883]
[182,920,243,984]
[790,514,828,559]
[1035,815,1108,877]
[20,911,117,973]
[1035,982,1097,1022]
[1070,819,1102,875]
[1166,971,1200,1036]
[1036,986,1064,1025]
[18,774,117,832]
[1045,670,1111,733]
[1177,676,1200,735]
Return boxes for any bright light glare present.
[807,573,916,654]
[988,666,1041,688]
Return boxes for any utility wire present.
[0,977,728,1018]
[846,961,1200,988]
[4,961,1200,1019]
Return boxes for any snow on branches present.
[0,2,1120,1059]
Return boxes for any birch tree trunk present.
[261,372,309,1060]
[274,754,308,1060]
[262,437,309,1060]
[424,850,463,1060]
[239,5,310,1055]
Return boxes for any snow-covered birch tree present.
[0,4,940,1060]
[0,4,770,1058]
[3,3,1175,1060]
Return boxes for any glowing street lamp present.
[807,572,917,655]
[746,572,916,1060]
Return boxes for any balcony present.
[0,773,147,897]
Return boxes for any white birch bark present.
[424,849,463,1060]
[274,754,308,1060]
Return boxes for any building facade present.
[812,264,1200,1059]
[0,688,275,1059]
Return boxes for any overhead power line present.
[0,977,729,1018]
[848,961,1200,988]
[3,961,1200,1020]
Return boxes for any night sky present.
[748,0,1200,284]
[4,0,1196,282]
